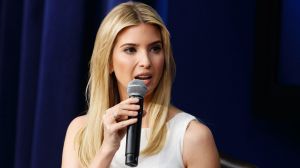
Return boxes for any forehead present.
[115,24,161,46]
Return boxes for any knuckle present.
[118,104,122,110]
[102,115,107,121]
[107,126,114,132]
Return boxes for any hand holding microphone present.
[125,79,147,167]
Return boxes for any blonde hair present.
[75,2,176,167]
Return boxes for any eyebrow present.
[119,40,162,48]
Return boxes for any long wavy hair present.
[75,2,176,167]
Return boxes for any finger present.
[119,104,140,111]
[111,118,138,132]
[113,110,120,120]
[116,107,145,122]
[115,110,138,121]
[122,97,139,104]
[114,111,137,120]
[103,110,120,123]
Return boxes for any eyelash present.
[124,47,136,54]
[123,45,162,55]
[150,45,162,53]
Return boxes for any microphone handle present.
[125,96,143,167]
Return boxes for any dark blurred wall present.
[1,0,299,167]
[168,0,300,167]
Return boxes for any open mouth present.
[134,75,152,80]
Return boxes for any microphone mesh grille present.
[127,79,147,97]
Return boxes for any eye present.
[150,45,162,53]
[124,47,136,55]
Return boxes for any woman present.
[62,1,219,168]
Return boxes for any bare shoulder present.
[62,115,87,168]
[68,115,87,132]
[185,120,214,144]
[183,120,220,168]
[64,115,87,142]
[64,115,87,147]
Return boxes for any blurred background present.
[1,0,299,167]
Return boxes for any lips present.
[134,73,152,86]
[134,73,152,79]
[135,75,152,80]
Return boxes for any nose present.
[138,52,151,69]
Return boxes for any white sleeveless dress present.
[110,112,196,168]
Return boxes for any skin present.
[62,24,220,168]
[111,23,165,103]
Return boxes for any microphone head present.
[127,79,147,98]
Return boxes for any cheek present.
[156,57,165,74]
[113,60,127,72]
[112,55,134,81]
[152,56,165,82]
[113,53,128,71]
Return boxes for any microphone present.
[125,79,147,167]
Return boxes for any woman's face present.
[111,23,165,101]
